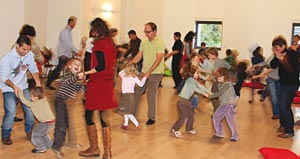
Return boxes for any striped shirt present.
[56,71,85,99]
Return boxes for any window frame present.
[194,21,223,49]
[291,23,300,44]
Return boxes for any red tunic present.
[85,37,118,110]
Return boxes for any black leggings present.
[85,109,109,127]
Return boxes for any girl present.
[171,65,210,139]
[208,68,239,141]
[51,58,85,158]
[118,63,146,130]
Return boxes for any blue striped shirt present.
[56,25,78,58]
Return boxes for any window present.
[194,21,223,49]
[292,23,300,44]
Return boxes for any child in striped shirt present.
[51,58,85,158]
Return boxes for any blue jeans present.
[267,78,280,116]
[191,94,199,109]
[1,89,34,137]
[278,84,298,134]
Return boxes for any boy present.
[18,87,55,153]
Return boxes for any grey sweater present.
[208,82,237,105]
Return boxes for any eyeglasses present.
[144,30,153,34]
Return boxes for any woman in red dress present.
[79,17,117,159]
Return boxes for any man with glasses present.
[131,22,165,125]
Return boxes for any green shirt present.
[140,36,165,74]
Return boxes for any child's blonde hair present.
[65,58,83,72]
[124,63,138,77]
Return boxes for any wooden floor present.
[0,77,300,159]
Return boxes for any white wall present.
[80,0,95,38]
[0,1,25,57]
[121,0,300,60]
[46,0,81,53]
[25,0,47,47]
[3,0,300,60]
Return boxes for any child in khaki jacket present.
[18,87,55,153]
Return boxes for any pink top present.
[119,70,146,93]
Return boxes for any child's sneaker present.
[121,125,128,130]
[67,143,82,149]
[186,130,198,135]
[171,129,183,139]
[51,148,64,159]
[32,149,46,153]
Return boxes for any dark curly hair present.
[90,17,109,40]
[19,24,36,37]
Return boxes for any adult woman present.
[79,17,117,159]
[19,24,45,77]
[183,31,195,59]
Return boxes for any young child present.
[234,62,248,99]
[51,58,85,158]
[208,67,239,141]
[18,87,55,153]
[171,65,210,139]
[118,63,146,130]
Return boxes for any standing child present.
[208,68,239,141]
[51,58,85,158]
[118,63,146,130]
[234,62,248,99]
[18,87,55,153]
[171,65,210,139]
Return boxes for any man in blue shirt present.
[46,16,81,89]
[0,35,41,145]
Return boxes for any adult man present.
[124,30,142,71]
[165,32,183,89]
[0,35,41,145]
[131,22,165,125]
[270,35,300,138]
[46,16,80,89]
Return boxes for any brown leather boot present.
[79,125,100,157]
[102,127,112,159]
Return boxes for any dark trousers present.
[172,60,182,88]
[84,52,91,79]
[278,84,298,134]
[52,97,68,150]
[172,99,194,131]
[46,56,68,86]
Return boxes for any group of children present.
[19,47,245,159]
[168,46,249,141]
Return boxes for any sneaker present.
[171,129,183,139]
[51,148,64,159]
[260,97,265,102]
[230,139,238,142]
[212,135,223,140]
[277,127,285,133]
[186,130,198,135]
[146,119,155,125]
[32,149,46,153]
[121,125,128,130]
[2,137,12,145]
[277,133,294,138]
[67,143,82,149]
[14,117,23,122]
